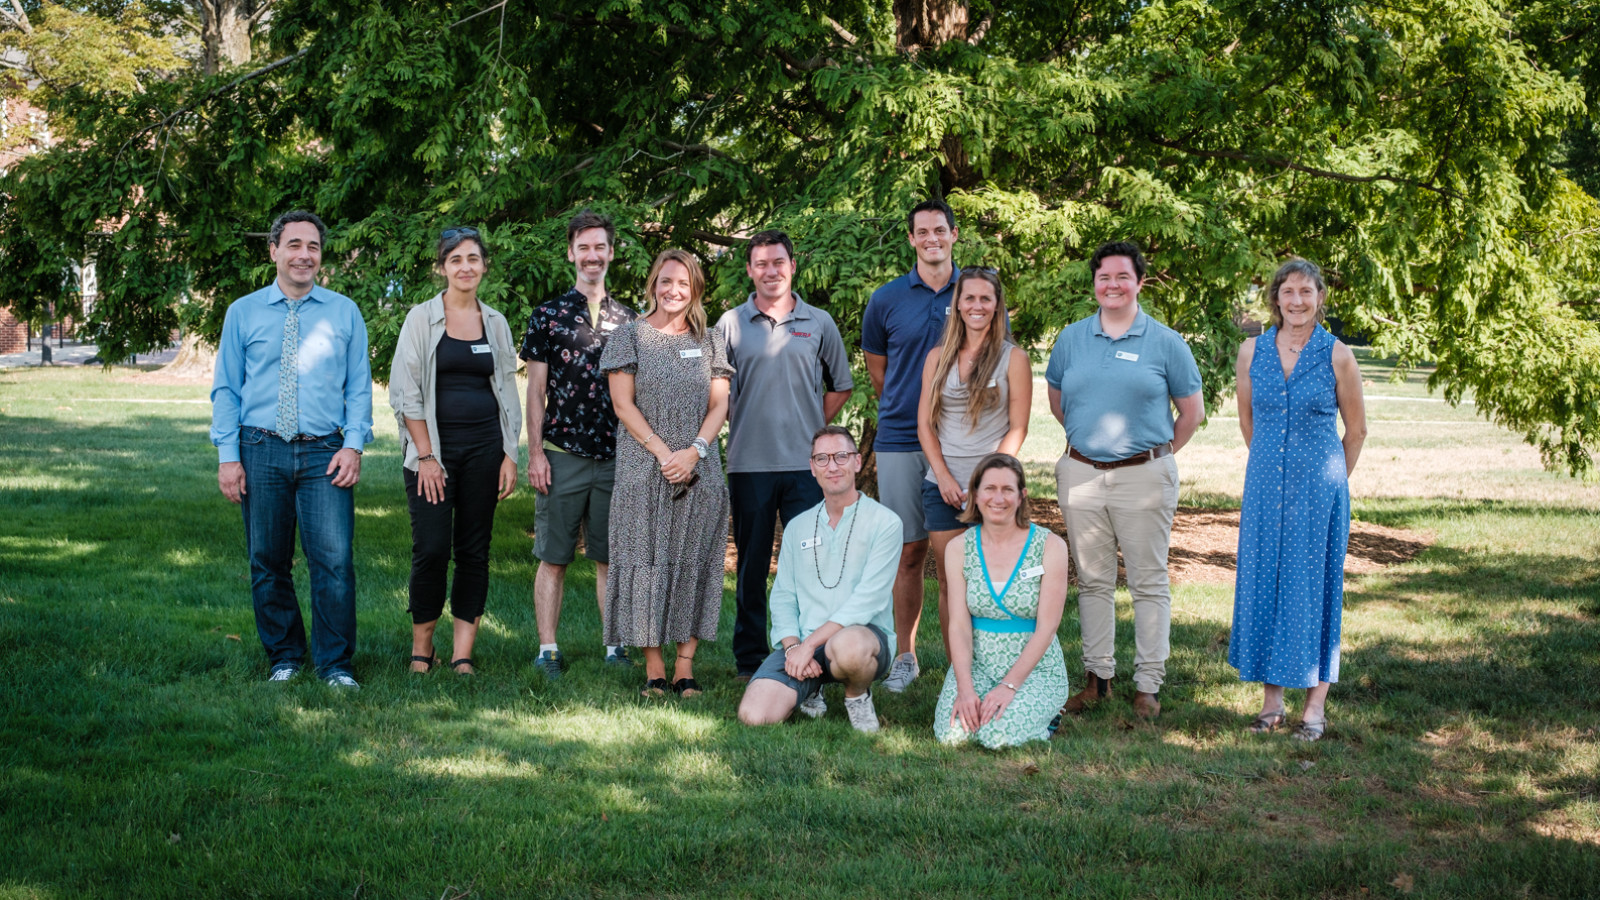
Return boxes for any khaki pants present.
[1055,453,1179,695]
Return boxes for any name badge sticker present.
[1020,565,1046,580]
[798,538,820,550]
[986,379,998,388]
[471,344,493,354]
[679,348,704,359]
[600,321,618,332]
[1115,350,1140,362]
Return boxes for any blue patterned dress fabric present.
[275,298,303,438]
[1229,325,1350,688]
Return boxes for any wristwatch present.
[691,437,710,459]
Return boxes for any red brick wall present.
[0,308,77,355]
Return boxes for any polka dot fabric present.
[1229,325,1350,688]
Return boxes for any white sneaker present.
[882,653,919,693]
[798,691,827,719]
[843,690,880,733]
[324,672,360,691]
[267,664,299,683]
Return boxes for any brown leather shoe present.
[1133,691,1161,720]
[1061,672,1112,714]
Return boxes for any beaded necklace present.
[813,494,860,590]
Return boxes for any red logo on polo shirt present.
[789,330,812,338]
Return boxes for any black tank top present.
[434,333,501,445]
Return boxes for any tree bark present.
[893,0,969,54]
[195,0,252,75]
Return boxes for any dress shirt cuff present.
[342,435,367,454]
[217,444,240,465]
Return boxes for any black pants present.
[404,436,503,624]
[729,470,823,673]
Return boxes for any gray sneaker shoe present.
[267,664,299,683]
[798,690,828,719]
[324,671,360,691]
[843,690,880,733]
[536,649,565,681]
[882,652,919,693]
[604,647,634,668]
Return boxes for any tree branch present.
[823,15,857,45]
[120,46,312,154]
[248,0,276,27]
[1,0,31,34]
[661,139,730,159]
[1146,135,1459,199]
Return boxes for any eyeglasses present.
[810,451,858,467]
[441,226,480,239]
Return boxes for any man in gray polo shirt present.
[1045,240,1205,720]
[715,229,854,680]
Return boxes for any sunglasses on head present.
[441,226,481,240]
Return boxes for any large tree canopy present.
[4,0,1599,471]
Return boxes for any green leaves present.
[4,0,1599,470]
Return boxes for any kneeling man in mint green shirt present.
[737,425,902,733]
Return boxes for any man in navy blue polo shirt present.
[1045,241,1205,720]
[861,198,962,692]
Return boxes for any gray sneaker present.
[536,649,565,681]
[798,690,827,719]
[843,690,880,733]
[882,653,919,693]
[604,647,634,668]
[267,664,299,683]
[324,671,360,691]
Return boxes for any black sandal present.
[640,678,669,697]
[450,658,475,676]
[671,677,703,698]
[410,654,438,673]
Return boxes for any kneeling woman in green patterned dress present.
[934,453,1072,748]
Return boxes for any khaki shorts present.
[533,449,615,564]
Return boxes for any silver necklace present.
[813,497,860,590]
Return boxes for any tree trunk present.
[158,331,215,379]
[196,0,252,75]
[893,0,970,54]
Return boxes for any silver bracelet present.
[999,681,1020,692]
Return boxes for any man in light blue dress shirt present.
[210,211,374,689]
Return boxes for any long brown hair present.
[1266,258,1327,329]
[928,269,1011,429]
[643,249,707,338]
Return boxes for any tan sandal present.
[1290,717,1327,742]
[1248,708,1286,734]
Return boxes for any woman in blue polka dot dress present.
[1229,259,1367,741]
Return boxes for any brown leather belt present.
[1068,442,1173,470]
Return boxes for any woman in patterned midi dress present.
[1229,259,1367,741]
[934,453,1072,748]
[600,249,733,698]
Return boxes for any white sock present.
[606,645,621,655]
[540,643,559,655]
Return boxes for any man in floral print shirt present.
[519,209,638,678]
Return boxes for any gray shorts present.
[533,449,614,564]
[751,624,893,703]
[875,450,929,543]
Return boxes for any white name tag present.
[986,378,998,388]
[679,348,703,359]
[1020,565,1045,580]
[1115,351,1139,362]
[471,344,493,354]
[798,537,820,550]
[600,321,618,332]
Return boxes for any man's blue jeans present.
[239,427,357,676]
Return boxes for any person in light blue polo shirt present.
[862,197,963,692]
[211,210,374,690]
[1044,241,1204,720]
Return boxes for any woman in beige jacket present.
[389,227,522,675]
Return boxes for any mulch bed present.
[720,500,1431,586]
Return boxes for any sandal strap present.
[450,658,474,668]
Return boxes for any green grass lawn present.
[1,364,1597,899]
